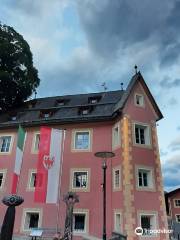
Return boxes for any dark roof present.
[0,72,163,128]
[166,188,180,197]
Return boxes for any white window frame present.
[70,169,90,192]
[0,169,7,191]
[112,122,121,149]
[0,134,14,154]
[175,214,180,223]
[27,169,37,191]
[135,166,155,191]
[31,132,40,154]
[134,93,144,107]
[138,211,158,237]
[112,166,121,191]
[21,208,42,232]
[72,129,92,152]
[114,210,122,233]
[133,122,151,147]
[174,199,180,208]
[73,209,89,235]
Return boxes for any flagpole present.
[56,129,66,234]
[15,127,27,195]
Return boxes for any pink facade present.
[166,189,180,222]
[0,73,168,239]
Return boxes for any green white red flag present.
[11,125,26,194]
[34,127,64,203]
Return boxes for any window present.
[73,210,88,234]
[0,136,12,153]
[134,123,151,146]
[24,212,39,230]
[71,169,90,191]
[176,215,180,223]
[74,131,90,150]
[0,170,6,189]
[135,94,144,107]
[78,106,93,116]
[113,167,121,191]
[136,166,155,191]
[32,133,40,153]
[22,209,42,232]
[140,214,157,236]
[112,123,120,148]
[114,211,121,232]
[138,169,151,188]
[88,96,101,104]
[27,170,37,190]
[73,172,87,188]
[174,199,180,207]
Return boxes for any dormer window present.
[79,106,93,115]
[11,116,17,121]
[56,99,69,107]
[9,113,17,121]
[88,96,101,104]
[135,94,144,107]
[40,110,53,118]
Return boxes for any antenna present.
[134,65,138,74]
[35,90,37,99]
[121,82,124,90]
[101,82,107,91]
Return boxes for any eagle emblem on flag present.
[43,155,55,170]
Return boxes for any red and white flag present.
[34,127,65,203]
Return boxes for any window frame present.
[27,169,37,191]
[135,165,155,191]
[21,208,42,232]
[133,122,152,148]
[175,214,180,223]
[0,169,7,191]
[114,209,122,233]
[134,93,145,107]
[174,199,180,208]
[73,209,89,234]
[112,166,121,191]
[0,134,14,154]
[72,129,92,152]
[31,131,40,154]
[112,122,121,149]
[138,211,158,237]
[70,168,90,192]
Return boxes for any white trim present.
[0,169,7,191]
[31,131,40,154]
[135,165,155,191]
[70,168,90,192]
[112,122,121,149]
[71,129,92,152]
[133,122,152,148]
[138,211,158,237]
[175,214,180,223]
[27,169,37,191]
[21,208,42,232]
[114,209,122,233]
[0,134,14,154]
[112,166,121,191]
[134,93,145,107]
[174,199,180,208]
[73,209,89,234]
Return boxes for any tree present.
[0,23,40,111]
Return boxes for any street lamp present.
[94,151,115,240]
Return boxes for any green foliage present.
[0,23,40,110]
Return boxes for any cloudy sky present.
[1,0,180,191]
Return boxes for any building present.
[0,72,168,240]
[165,188,180,223]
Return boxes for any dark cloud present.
[160,77,180,89]
[162,154,180,190]
[77,0,180,66]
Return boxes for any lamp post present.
[95,151,115,240]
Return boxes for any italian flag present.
[34,127,64,203]
[11,125,26,194]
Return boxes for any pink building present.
[165,188,180,223]
[0,72,168,239]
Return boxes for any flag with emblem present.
[11,125,26,194]
[34,127,64,203]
